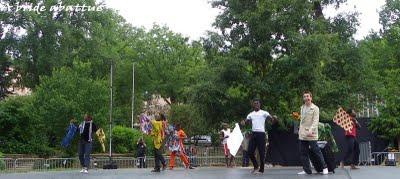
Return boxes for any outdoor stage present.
[1,166,399,179]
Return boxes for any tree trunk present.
[313,1,323,18]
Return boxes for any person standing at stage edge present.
[241,99,276,175]
[297,91,328,175]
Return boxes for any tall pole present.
[103,61,117,169]
[131,63,135,128]
[109,62,113,159]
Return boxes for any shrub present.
[112,126,153,155]
[0,96,54,156]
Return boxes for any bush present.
[32,61,109,154]
[1,140,55,158]
[112,126,153,155]
[0,96,54,156]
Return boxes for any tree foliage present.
[0,0,399,154]
[0,96,53,156]
[31,61,109,154]
[196,0,363,129]
[367,0,400,149]
[1,0,131,88]
[112,126,154,155]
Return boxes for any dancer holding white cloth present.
[220,123,234,167]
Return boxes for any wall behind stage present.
[266,118,388,166]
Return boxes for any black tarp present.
[266,118,388,166]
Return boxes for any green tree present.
[0,96,53,156]
[0,57,12,100]
[194,0,362,130]
[211,0,348,77]
[367,0,400,149]
[1,0,132,88]
[0,9,13,100]
[134,25,206,105]
[168,104,208,137]
[110,25,206,125]
[31,61,108,154]
[369,70,400,149]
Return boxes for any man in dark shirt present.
[136,138,147,168]
[78,114,98,174]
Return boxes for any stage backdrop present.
[266,118,388,166]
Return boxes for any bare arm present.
[267,115,278,124]
[241,119,252,127]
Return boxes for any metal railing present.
[371,152,400,166]
[5,145,399,173]
[358,141,372,166]
[0,155,245,173]
[0,158,14,171]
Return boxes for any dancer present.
[220,123,235,167]
[339,108,361,169]
[78,114,98,174]
[150,114,167,172]
[169,124,194,169]
[297,91,328,175]
[241,99,276,174]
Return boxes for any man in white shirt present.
[297,91,328,175]
[241,99,276,174]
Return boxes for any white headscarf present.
[79,121,93,142]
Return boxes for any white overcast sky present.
[104,0,386,40]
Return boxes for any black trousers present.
[153,148,166,170]
[248,132,266,172]
[342,136,360,165]
[137,156,146,168]
[242,150,249,167]
[299,140,327,174]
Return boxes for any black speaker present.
[385,153,397,166]
[385,160,396,166]
[103,160,118,169]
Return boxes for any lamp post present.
[104,61,117,169]
[131,63,135,129]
